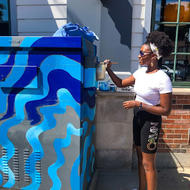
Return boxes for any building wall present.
[9,0,133,71]
[99,0,132,72]
[16,0,67,36]
[158,95,190,153]
[68,0,133,72]
[67,0,101,57]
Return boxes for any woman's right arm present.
[105,60,135,87]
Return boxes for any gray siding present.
[67,0,101,56]
[68,0,133,72]
[99,0,133,72]
[13,0,152,73]
[16,0,67,36]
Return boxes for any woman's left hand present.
[123,100,138,109]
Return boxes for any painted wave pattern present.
[0,37,96,189]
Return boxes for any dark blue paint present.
[82,88,96,108]
[25,69,82,125]
[0,53,15,81]
[0,49,82,121]
[31,37,82,48]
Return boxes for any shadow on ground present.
[94,149,190,190]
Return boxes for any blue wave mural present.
[0,36,96,190]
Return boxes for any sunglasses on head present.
[140,50,152,57]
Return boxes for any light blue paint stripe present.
[0,37,12,47]
[0,89,8,113]
[0,173,3,185]
[2,168,15,188]
[20,37,42,47]
[38,55,83,82]
[80,125,95,190]
[70,155,80,190]
[2,52,29,87]
[57,88,80,116]
[84,68,96,88]
[48,123,82,190]
[0,51,29,113]
[2,37,41,88]
[0,53,10,65]
[25,78,38,88]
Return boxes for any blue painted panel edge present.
[0,37,82,48]
[32,37,82,48]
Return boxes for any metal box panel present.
[0,36,96,190]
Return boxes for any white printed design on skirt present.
[147,122,159,151]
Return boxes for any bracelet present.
[139,102,143,110]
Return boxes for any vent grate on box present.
[13,148,19,182]
[2,148,8,182]
[35,151,41,184]
[24,149,30,183]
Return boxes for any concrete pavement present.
[94,168,190,190]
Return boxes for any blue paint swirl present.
[80,125,95,190]
[0,36,96,190]
[22,88,80,190]
[48,123,82,190]
[26,69,81,125]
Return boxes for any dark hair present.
[145,31,174,58]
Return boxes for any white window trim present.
[143,0,152,42]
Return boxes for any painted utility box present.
[0,36,97,190]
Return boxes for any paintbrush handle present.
[100,61,118,65]
[111,62,118,65]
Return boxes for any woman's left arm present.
[123,93,172,116]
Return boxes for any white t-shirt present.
[133,67,172,106]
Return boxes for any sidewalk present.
[94,168,190,190]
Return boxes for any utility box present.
[0,36,97,190]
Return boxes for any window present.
[151,0,190,87]
[0,0,10,35]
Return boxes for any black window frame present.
[0,0,11,36]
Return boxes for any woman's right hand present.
[103,59,112,70]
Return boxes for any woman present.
[104,31,173,190]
